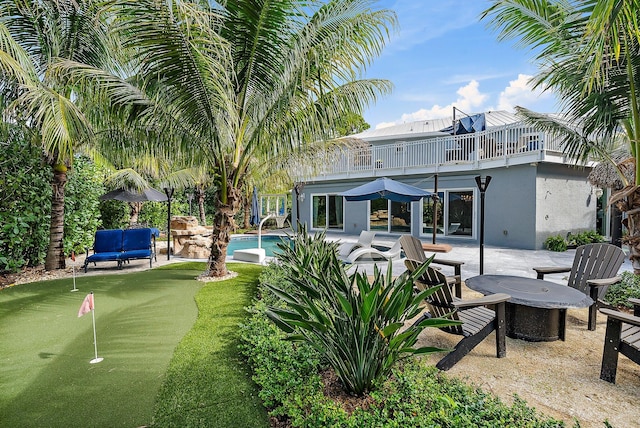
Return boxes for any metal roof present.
[352,110,522,142]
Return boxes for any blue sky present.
[362,0,558,129]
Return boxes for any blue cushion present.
[123,228,152,252]
[94,230,123,253]
[86,252,121,263]
[121,250,152,259]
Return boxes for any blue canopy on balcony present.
[440,113,486,135]
[340,177,431,203]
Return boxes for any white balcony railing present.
[297,123,567,180]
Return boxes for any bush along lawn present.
[239,232,575,427]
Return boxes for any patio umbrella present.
[250,186,260,226]
[99,187,168,202]
[340,177,431,202]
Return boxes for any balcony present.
[297,123,569,181]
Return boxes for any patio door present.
[421,189,474,237]
[369,200,411,233]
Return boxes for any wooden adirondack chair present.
[599,298,640,383]
[405,259,510,371]
[399,235,464,297]
[533,243,625,330]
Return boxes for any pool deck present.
[166,229,634,284]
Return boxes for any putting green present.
[0,266,204,427]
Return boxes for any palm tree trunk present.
[197,186,206,226]
[243,193,251,229]
[206,183,241,277]
[129,202,142,225]
[45,167,67,271]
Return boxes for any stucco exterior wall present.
[534,163,595,248]
[293,163,594,250]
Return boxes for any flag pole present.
[89,292,103,364]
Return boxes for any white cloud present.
[497,74,552,111]
[375,80,488,129]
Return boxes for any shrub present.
[544,235,567,252]
[605,271,640,308]
[264,226,458,396]
[239,290,572,427]
[0,129,51,271]
[64,156,104,255]
[567,230,605,247]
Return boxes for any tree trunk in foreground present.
[206,183,241,277]
[611,185,640,273]
[45,167,67,271]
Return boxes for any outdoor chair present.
[599,298,640,383]
[405,259,510,370]
[342,239,401,263]
[337,231,376,258]
[399,235,465,297]
[533,243,625,330]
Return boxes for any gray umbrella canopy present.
[99,188,168,203]
[340,177,431,202]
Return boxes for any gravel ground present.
[414,285,640,428]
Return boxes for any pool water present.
[227,235,290,258]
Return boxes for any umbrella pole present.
[432,174,438,244]
[164,187,174,260]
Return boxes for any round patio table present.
[465,275,593,342]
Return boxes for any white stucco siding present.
[535,164,595,248]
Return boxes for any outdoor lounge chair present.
[343,239,401,263]
[337,231,376,258]
[533,243,625,330]
[599,298,640,383]
[405,259,510,370]
[399,235,465,297]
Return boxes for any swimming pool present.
[227,235,290,258]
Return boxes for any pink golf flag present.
[78,293,94,317]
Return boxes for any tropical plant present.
[544,234,567,252]
[0,127,51,271]
[482,0,640,272]
[54,0,395,277]
[263,227,459,396]
[0,0,112,270]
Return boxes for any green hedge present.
[239,263,577,428]
[0,129,105,272]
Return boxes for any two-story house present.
[291,110,607,249]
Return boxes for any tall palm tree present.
[57,0,395,277]
[482,0,640,271]
[0,0,112,270]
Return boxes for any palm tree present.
[0,0,112,270]
[482,0,640,272]
[56,0,395,277]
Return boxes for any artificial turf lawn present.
[0,262,269,428]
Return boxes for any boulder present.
[171,216,199,230]
[180,236,212,259]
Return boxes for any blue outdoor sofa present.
[84,228,159,272]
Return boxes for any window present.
[369,198,388,231]
[390,201,411,233]
[370,199,411,233]
[312,194,343,230]
[422,192,444,235]
[448,191,473,236]
[421,189,474,237]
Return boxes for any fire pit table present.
[465,275,593,342]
